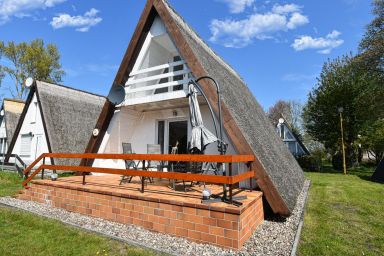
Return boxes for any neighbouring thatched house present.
[5,80,105,166]
[276,118,309,157]
[83,0,305,216]
[0,99,25,156]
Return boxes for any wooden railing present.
[22,153,255,203]
[1,153,27,177]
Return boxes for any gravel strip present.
[0,179,310,256]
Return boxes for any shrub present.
[297,155,322,172]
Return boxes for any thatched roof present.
[6,81,105,166]
[1,99,25,146]
[85,0,305,215]
[162,0,304,214]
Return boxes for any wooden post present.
[141,160,146,193]
[82,173,86,185]
[248,162,253,192]
[229,163,233,204]
[41,157,45,180]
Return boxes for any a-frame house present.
[276,118,310,157]
[0,99,25,156]
[84,0,305,216]
[5,80,105,166]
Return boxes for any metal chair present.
[168,142,188,190]
[146,144,163,172]
[119,143,138,184]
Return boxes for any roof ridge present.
[36,80,106,99]
[162,0,244,82]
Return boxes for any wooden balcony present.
[122,60,192,106]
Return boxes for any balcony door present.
[168,120,188,154]
[157,120,188,154]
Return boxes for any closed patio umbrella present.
[188,83,218,152]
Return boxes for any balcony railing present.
[22,153,256,204]
[123,60,192,106]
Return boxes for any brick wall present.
[18,182,263,250]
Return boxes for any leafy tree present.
[360,119,384,164]
[358,0,384,74]
[355,0,384,123]
[0,39,65,99]
[303,1,384,168]
[303,55,369,165]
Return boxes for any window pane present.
[157,121,165,154]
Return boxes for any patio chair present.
[168,142,189,190]
[119,143,138,185]
[146,144,163,172]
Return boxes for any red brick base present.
[18,179,263,250]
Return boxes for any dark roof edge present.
[5,86,36,162]
[162,0,244,82]
[3,98,25,104]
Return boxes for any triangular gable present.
[277,122,310,156]
[84,0,305,216]
[9,92,50,163]
[6,81,105,166]
[0,99,24,148]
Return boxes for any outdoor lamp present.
[338,107,344,113]
[51,173,58,181]
[202,188,211,200]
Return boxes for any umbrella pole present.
[192,77,246,206]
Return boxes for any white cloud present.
[287,12,308,29]
[218,0,255,14]
[272,3,301,14]
[0,0,66,24]
[282,73,316,82]
[50,8,102,32]
[291,30,344,54]
[210,3,309,48]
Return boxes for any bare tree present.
[267,100,303,135]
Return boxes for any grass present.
[0,207,159,256]
[0,171,23,197]
[298,163,384,256]
[0,171,160,256]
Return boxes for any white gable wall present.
[12,93,50,165]
[93,105,238,170]
[124,16,190,105]
[0,115,7,155]
[276,122,307,157]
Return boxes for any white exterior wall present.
[12,93,50,165]
[0,116,7,155]
[93,105,237,169]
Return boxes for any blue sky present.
[0,0,373,109]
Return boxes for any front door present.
[168,120,188,154]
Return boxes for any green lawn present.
[0,171,23,197]
[0,171,160,256]
[299,164,384,256]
